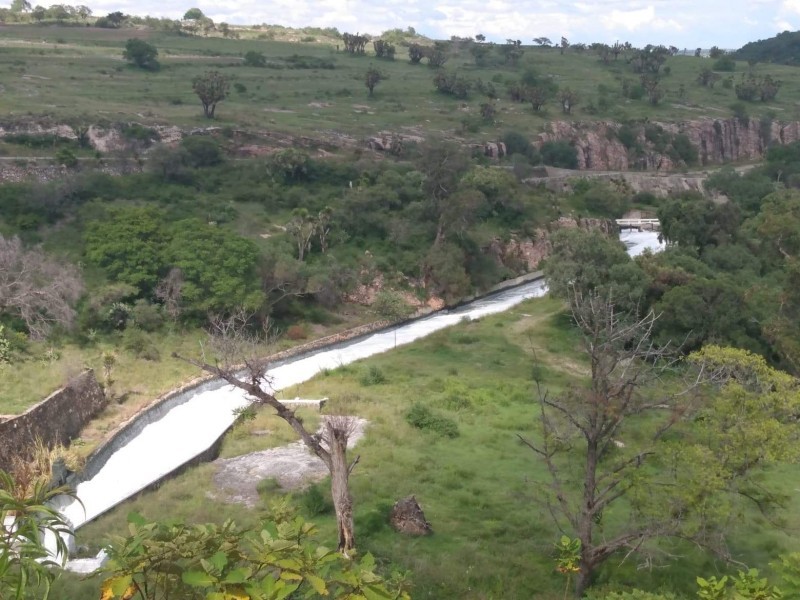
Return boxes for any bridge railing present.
[616,219,661,230]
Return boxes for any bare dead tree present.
[0,235,83,339]
[155,267,184,320]
[521,288,703,596]
[173,311,361,553]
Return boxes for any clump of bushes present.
[359,365,386,386]
[405,402,459,438]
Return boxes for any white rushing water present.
[54,230,662,569]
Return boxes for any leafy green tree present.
[526,277,800,597]
[243,50,266,67]
[122,38,160,71]
[9,0,31,13]
[192,70,230,119]
[180,135,223,167]
[182,6,204,19]
[166,220,265,316]
[543,228,645,306]
[84,206,168,294]
[541,140,578,168]
[658,194,741,249]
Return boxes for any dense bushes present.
[405,403,459,438]
[540,140,578,169]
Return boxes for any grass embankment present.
[54,296,800,599]
[0,25,797,141]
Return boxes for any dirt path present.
[211,417,368,507]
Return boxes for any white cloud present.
[77,0,793,49]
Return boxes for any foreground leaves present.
[99,501,410,600]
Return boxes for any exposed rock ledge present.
[537,118,800,171]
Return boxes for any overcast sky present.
[81,0,796,49]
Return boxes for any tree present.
[9,0,31,13]
[84,206,168,294]
[0,235,83,339]
[0,469,76,599]
[526,86,551,111]
[560,36,569,55]
[105,11,125,26]
[373,39,395,59]
[524,287,800,596]
[192,70,230,118]
[173,314,365,554]
[543,228,645,306]
[533,36,552,47]
[475,33,486,42]
[243,50,266,67]
[182,6,204,19]
[558,87,578,113]
[286,207,316,261]
[166,220,265,316]
[123,38,160,71]
[364,65,384,96]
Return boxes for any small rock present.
[390,495,432,536]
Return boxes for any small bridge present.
[616,218,660,231]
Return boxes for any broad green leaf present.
[182,569,218,587]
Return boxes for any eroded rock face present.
[536,118,800,171]
[389,495,432,536]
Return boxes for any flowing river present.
[53,230,662,569]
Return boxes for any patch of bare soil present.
[211,417,368,507]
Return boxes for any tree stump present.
[389,496,432,536]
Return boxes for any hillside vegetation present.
[4,14,800,600]
[0,24,797,141]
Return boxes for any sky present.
[80,0,797,50]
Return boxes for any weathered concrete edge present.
[68,271,547,499]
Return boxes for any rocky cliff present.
[536,118,800,171]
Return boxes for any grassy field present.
[0,24,798,143]
[52,296,800,599]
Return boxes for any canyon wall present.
[537,118,800,171]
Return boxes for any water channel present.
[54,230,663,569]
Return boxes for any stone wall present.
[0,370,107,472]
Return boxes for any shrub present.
[616,124,638,149]
[286,324,308,340]
[713,55,736,72]
[123,38,160,71]
[405,402,460,438]
[359,365,386,386]
[55,148,78,167]
[669,133,698,165]
[180,136,223,168]
[540,140,578,169]
[243,50,266,67]
[130,299,163,331]
[433,70,472,99]
[121,327,160,361]
[297,483,333,516]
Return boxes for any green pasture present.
[54,296,800,599]
[0,25,798,142]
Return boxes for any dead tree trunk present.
[173,315,361,554]
[327,418,356,553]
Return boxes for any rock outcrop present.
[536,118,800,171]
